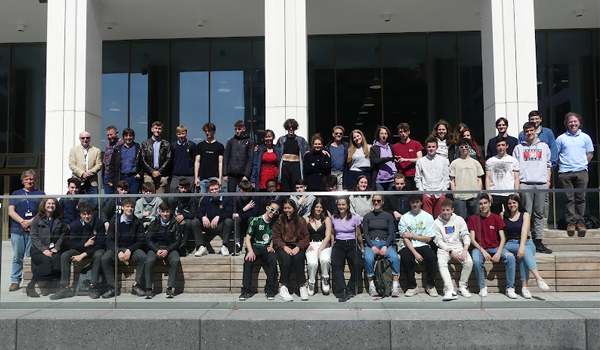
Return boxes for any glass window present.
[251,38,266,141]
[382,34,428,144]
[535,31,551,122]
[210,39,252,145]
[308,37,335,142]
[429,34,459,129]
[102,42,129,149]
[130,41,169,141]
[548,31,594,133]
[0,45,8,153]
[459,33,484,146]
[170,40,209,144]
[336,36,381,142]
[10,44,46,153]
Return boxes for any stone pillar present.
[481,0,538,142]
[45,0,103,193]
[265,0,308,139]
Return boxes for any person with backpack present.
[363,195,400,297]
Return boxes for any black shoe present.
[239,293,250,301]
[50,287,74,300]
[536,242,553,254]
[131,284,145,297]
[89,286,100,299]
[178,247,188,257]
[338,289,349,302]
[166,287,175,298]
[144,290,153,299]
[265,291,275,300]
[346,287,355,299]
[101,287,116,299]
[26,280,40,298]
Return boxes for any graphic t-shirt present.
[247,215,274,247]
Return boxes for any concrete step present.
[544,229,600,238]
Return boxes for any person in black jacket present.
[223,120,254,193]
[140,121,172,194]
[107,127,143,194]
[303,133,331,191]
[60,177,83,228]
[383,173,410,224]
[100,198,147,298]
[28,198,66,297]
[101,180,134,232]
[50,202,106,300]
[232,180,259,255]
[144,201,182,299]
[169,178,201,255]
[196,180,234,257]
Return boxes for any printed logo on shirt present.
[523,149,542,161]
[489,226,495,230]
[418,221,424,228]
[259,224,265,230]
[262,234,269,241]
[445,226,454,235]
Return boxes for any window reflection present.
[101,42,129,149]
[252,39,266,141]
[0,45,8,152]
[459,33,484,145]
[535,31,551,122]
[429,34,459,128]
[308,37,335,140]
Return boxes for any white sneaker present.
[426,286,438,297]
[391,286,400,297]
[404,288,418,297]
[522,287,532,299]
[479,287,488,298]
[506,287,518,299]
[321,277,330,295]
[458,286,472,298]
[442,290,458,301]
[307,281,315,296]
[220,245,230,256]
[368,284,379,297]
[279,286,293,302]
[300,286,309,301]
[195,246,208,257]
[537,279,550,292]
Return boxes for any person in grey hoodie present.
[223,120,255,193]
[433,198,473,301]
[513,122,552,254]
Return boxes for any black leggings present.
[331,240,364,295]
[277,248,306,285]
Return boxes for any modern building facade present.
[0,0,598,232]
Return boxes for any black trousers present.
[280,161,301,192]
[276,248,306,285]
[242,246,277,294]
[399,245,437,289]
[331,240,364,295]
[146,249,180,290]
[30,248,61,279]
[490,195,508,215]
[101,248,147,285]
[198,218,233,247]
[60,249,105,286]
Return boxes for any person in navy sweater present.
[196,180,234,256]
[169,125,196,193]
[101,198,147,298]
[232,180,259,255]
[50,202,106,300]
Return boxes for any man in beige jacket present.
[69,131,102,207]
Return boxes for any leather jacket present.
[140,138,172,176]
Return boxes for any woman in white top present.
[346,129,371,190]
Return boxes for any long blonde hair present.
[347,129,370,163]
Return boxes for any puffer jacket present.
[223,132,255,178]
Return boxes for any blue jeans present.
[197,177,220,194]
[504,239,537,281]
[11,232,31,283]
[454,198,479,221]
[364,240,400,277]
[375,182,394,191]
[80,182,98,208]
[103,173,114,195]
[472,247,515,289]
[121,174,141,194]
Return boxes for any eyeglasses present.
[267,206,280,215]
[458,145,470,150]
[372,199,382,203]
[334,132,343,136]
[80,137,90,140]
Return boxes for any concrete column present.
[481,0,538,143]
[44,0,103,193]
[265,0,308,139]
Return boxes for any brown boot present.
[576,222,587,235]
[567,223,576,235]
[9,283,19,292]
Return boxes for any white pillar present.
[45,0,103,194]
[265,0,308,139]
[481,0,538,142]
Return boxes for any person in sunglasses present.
[324,126,349,190]
[69,131,102,209]
[450,138,484,221]
[238,201,280,301]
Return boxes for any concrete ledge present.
[1,308,599,350]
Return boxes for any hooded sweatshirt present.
[433,212,471,251]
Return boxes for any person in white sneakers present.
[433,199,473,301]
[272,199,310,301]
[196,180,234,256]
[304,198,333,296]
[502,194,550,298]
[485,136,520,214]
[469,194,517,299]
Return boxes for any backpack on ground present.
[75,269,93,296]
[374,258,393,297]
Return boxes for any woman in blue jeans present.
[502,194,550,298]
